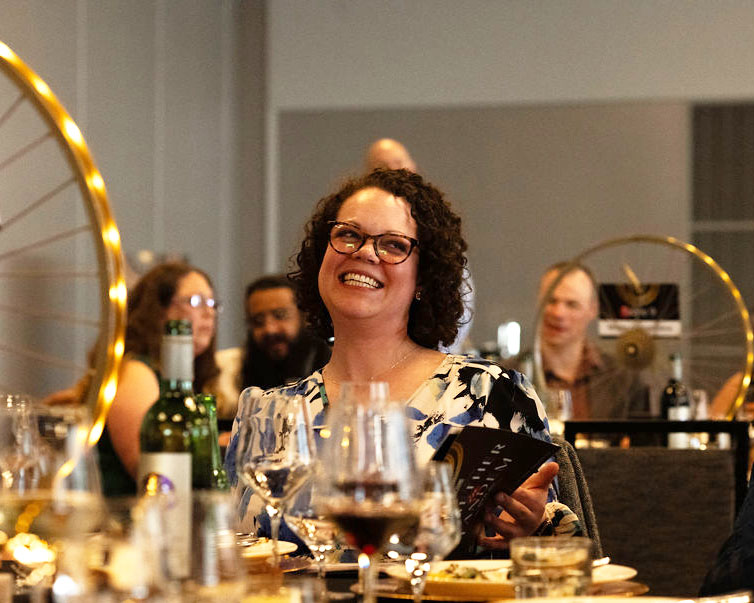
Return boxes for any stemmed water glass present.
[235,388,316,568]
[317,381,421,603]
[387,462,462,603]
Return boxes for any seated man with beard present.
[211,275,331,419]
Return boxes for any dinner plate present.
[240,539,298,560]
[500,598,678,603]
[384,559,638,600]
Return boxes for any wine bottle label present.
[667,406,691,421]
[137,452,192,579]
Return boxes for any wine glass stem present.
[411,570,428,603]
[268,505,281,568]
[316,554,327,580]
[359,552,377,603]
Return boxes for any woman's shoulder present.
[215,346,243,366]
[262,371,324,402]
[442,354,528,384]
[120,354,159,380]
[122,352,158,375]
[436,354,544,421]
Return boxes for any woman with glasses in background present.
[99,261,221,496]
[228,169,580,551]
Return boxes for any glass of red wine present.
[235,389,316,568]
[317,381,421,603]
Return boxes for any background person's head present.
[245,275,303,361]
[365,138,417,172]
[538,262,598,350]
[125,261,220,388]
[290,168,467,349]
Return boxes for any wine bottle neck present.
[160,378,195,397]
[161,333,194,381]
[671,354,683,381]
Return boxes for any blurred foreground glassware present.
[188,491,245,602]
[286,477,352,601]
[0,397,105,599]
[543,388,573,436]
[385,462,461,603]
[318,381,421,603]
[235,388,316,568]
[94,495,174,600]
[510,536,592,598]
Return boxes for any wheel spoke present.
[0,131,53,171]
[0,269,98,279]
[0,92,23,130]
[0,177,76,231]
[0,341,88,372]
[0,224,92,263]
[0,302,100,328]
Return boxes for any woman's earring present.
[414,289,422,301]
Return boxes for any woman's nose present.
[352,237,380,263]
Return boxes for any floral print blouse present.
[225,354,581,539]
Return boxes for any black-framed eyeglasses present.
[174,294,223,313]
[328,221,418,264]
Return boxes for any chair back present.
[552,435,603,556]
[577,447,737,596]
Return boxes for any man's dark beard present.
[258,333,292,360]
[241,330,331,390]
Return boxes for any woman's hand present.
[476,461,559,550]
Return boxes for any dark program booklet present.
[431,426,559,553]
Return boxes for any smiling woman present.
[227,169,584,554]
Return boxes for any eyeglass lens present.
[330,223,414,263]
[186,294,221,311]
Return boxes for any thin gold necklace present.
[323,344,416,384]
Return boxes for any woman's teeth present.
[342,273,381,289]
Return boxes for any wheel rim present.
[0,41,126,443]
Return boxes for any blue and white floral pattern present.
[226,355,575,537]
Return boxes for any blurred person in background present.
[365,137,418,172]
[365,138,474,353]
[518,262,648,419]
[212,275,331,419]
[99,261,220,496]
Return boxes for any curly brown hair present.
[290,169,467,349]
[125,262,219,390]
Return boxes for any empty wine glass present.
[387,462,461,603]
[235,388,316,568]
[318,381,421,603]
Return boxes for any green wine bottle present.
[137,319,214,578]
[196,393,229,491]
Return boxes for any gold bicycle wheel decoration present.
[0,41,126,444]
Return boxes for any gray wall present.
[0,0,265,354]
[3,0,754,369]
[278,103,690,347]
[266,0,754,348]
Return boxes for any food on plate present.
[428,562,509,581]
